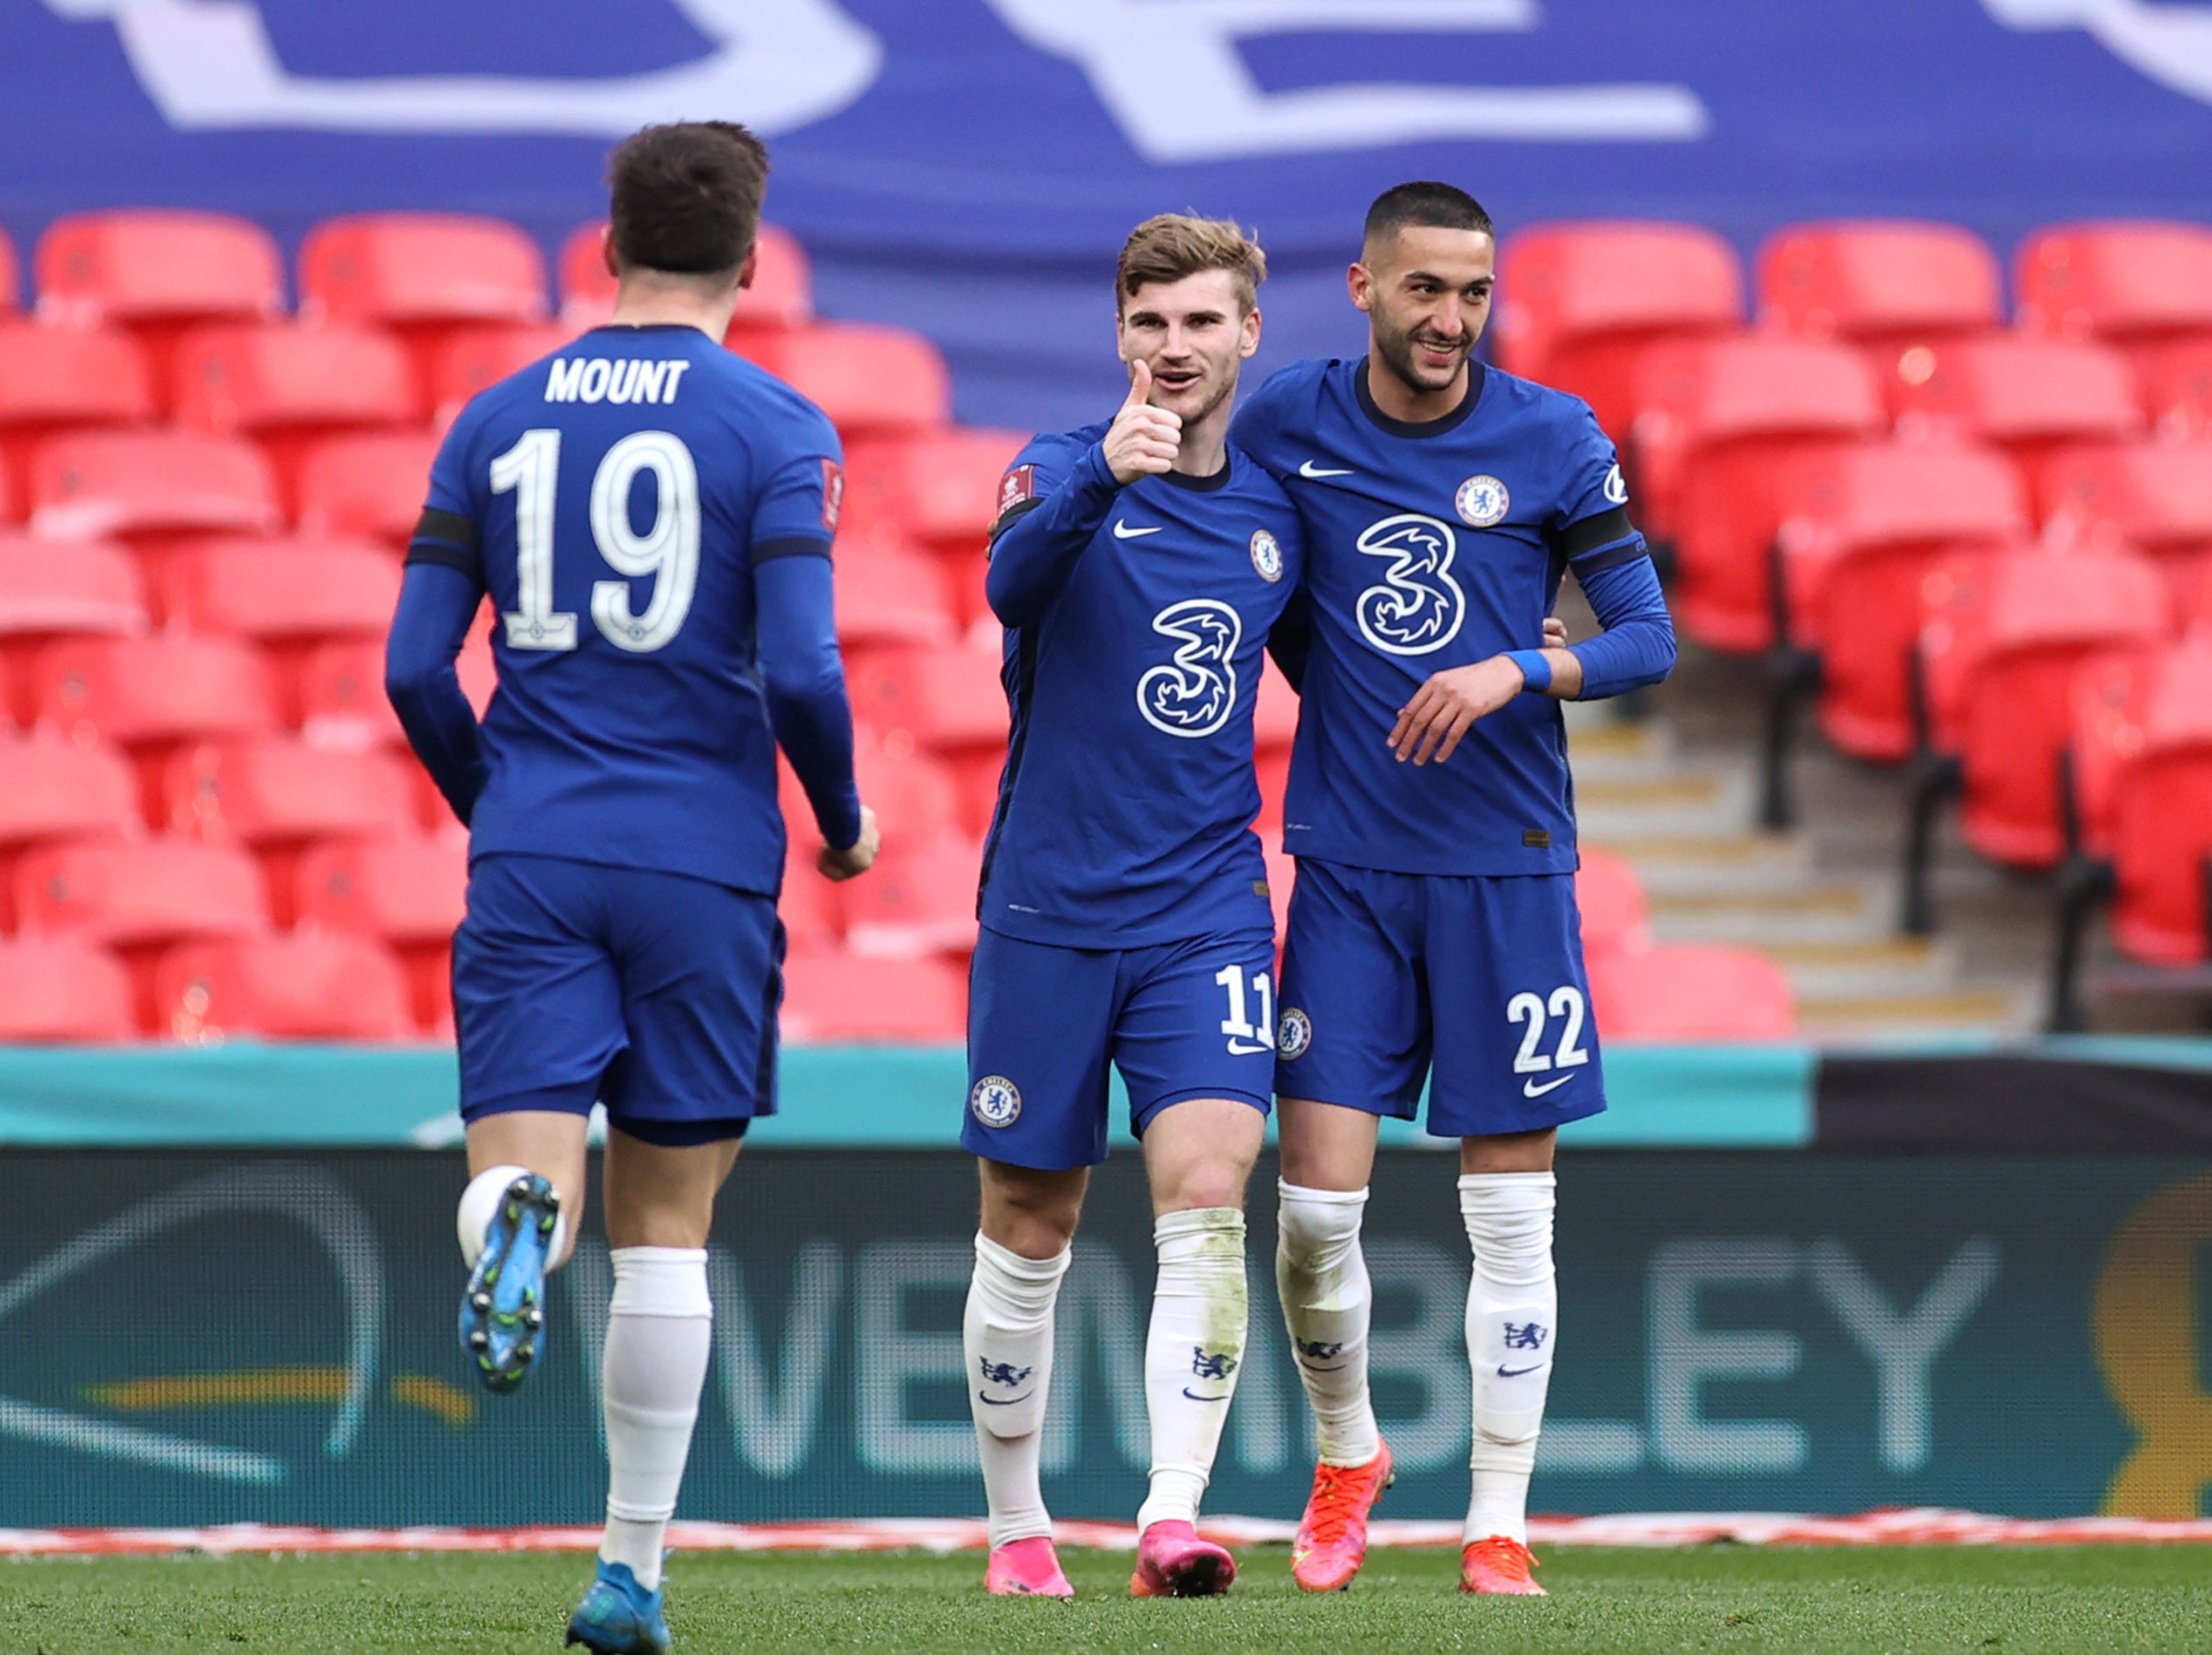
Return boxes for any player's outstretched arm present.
[385,562,489,824]
[986,364,1181,629]
[755,553,867,867]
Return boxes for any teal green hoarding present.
[1,1149,2206,1526]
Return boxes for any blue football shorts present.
[962,927,1279,1171]
[452,852,782,1146]
[1274,858,1607,1138]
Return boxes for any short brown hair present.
[607,122,769,277]
[1117,214,1268,314]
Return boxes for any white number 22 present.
[1506,985,1590,1074]
[489,427,701,654]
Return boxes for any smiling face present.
[1352,223,1496,402]
[1116,267,1261,430]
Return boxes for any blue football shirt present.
[1231,358,1650,877]
[408,324,846,895]
[979,424,1305,947]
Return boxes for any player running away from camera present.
[959,215,1303,1602]
[384,122,878,1655]
[1230,182,1676,1598]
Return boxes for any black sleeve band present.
[754,534,832,565]
[412,508,478,552]
[1558,505,1636,560]
[988,496,1047,547]
[404,539,482,579]
[1574,537,1653,577]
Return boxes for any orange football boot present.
[1459,1535,1545,1596]
[1289,1440,1395,1592]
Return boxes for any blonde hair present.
[1117,214,1268,314]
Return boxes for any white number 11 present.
[1216,965,1275,1048]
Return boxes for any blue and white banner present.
[9,1,2212,426]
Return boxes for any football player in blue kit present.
[384,123,877,1653]
[959,216,1304,1601]
[1230,182,1677,1598]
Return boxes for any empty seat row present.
[17,211,812,339]
[1499,218,2212,441]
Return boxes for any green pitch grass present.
[5,1545,2209,1654]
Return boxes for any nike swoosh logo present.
[1497,1363,1548,1379]
[1181,1388,1231,1402]
[1297,460,1353,479]
[1522,1074,1575,1099]
[1112,519,1161,539]
[1226,1039,1272,1056]
[976,1391,1033,1407]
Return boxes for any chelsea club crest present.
[1250,528,1283,582]
[969,1074,1022,1128]
[1277,1007,1312,1060]
[1455,474,1510,529]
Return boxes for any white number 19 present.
[489,427,701,654]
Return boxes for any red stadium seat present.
[836,535,958,648]
[171,322,417,438]
[780,945,966,1043]
[36,210,283,332]
[841,428,1028,551]
[17,838,265,945]
[291,639,403,750]
[776,845,844,953]
[838,833,981,958]
[0,732,135,846]
[300,213,548,332]
[0,534,146,643]
[1888,337,2142,494]
[153,932,414,1042]
[1588,944,1796,1040]
[1769,445,2030,761]
[848,639,1008,834]
[31,634,278,752]
[2016,222,2212,350]
[155,538,401,642]
[1575,850,1650,959]
[158,738,416,850]
[294,835,465,946]
[26,430,280,541]
[295,431,441,546]
[2138,339,2212,439]
[2069,643,2212,966]
[424,324,574,425]
[736,324,952,436]
[1495,222,1743,441]
[0,936,134,1041]
[1632,335,1885,640]
[852,738,962,842]
[1759,221,2002,364]
[1252,747,1290,841]
[0,324,154,503]
[560,221,812,332]
[1916,547,2170,872]
[2042,439,2212,617]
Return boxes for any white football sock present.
[964,1231,1070,1550]
[599,1246,711,1592]
[456,1163,568,1268]
[1137,1207,1249,1530]
[1275,1181,1381,1467]
[1459,1171,1558,1547]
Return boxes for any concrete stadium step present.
[1756,935,1959,999]
[1794,985,2037,1041]
[1645,878,1898,945]
[1583,831,1811,896]
[1573,769,1752,839]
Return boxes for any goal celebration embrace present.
[387,106,1672,1646]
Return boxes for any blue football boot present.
[457,1171,559,1394]
[566,1559,672,1654]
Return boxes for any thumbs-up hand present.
[1102,357,1182,485]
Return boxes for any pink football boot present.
[985,1536,1074,1598]
[1129,1520,1237,1598]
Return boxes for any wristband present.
[1504,649,1553,694]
